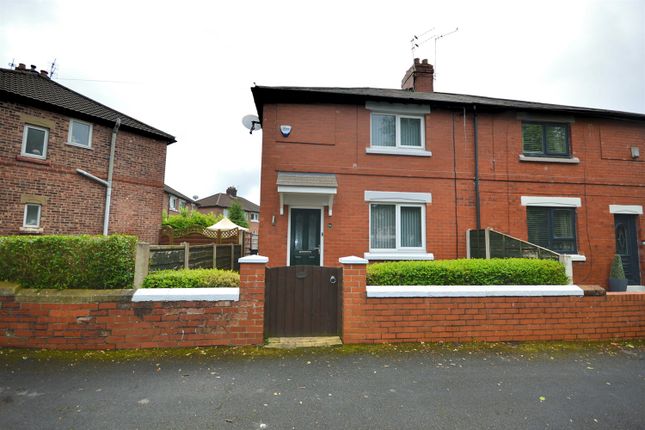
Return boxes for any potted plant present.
[608,254,628,292]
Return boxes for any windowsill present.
[16,155,51,166]
[251,220,259,223]
[19,227,43,234]
[519,154,580,164]
[66,142,92,150]
[364,252,434,261]
[366,147,432,157]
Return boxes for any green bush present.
[143,268,240,288]
[227,201,249,228]
[366,258,569,286]
[162,209,222,230]
[0,235,137,289]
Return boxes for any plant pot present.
[608,278,628,292]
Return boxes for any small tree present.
[227,201,249,228]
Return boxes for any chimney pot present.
[30,65,37,71]
[226,186,238,197]
[401,58,435,93]
[17,63,26,70]
[40,70,49,77]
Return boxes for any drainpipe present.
[76,118,120,236]
[472,105,481,231]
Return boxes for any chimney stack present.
[226,186,237,197]
[17,63,26,70]
[40,70,49,78]
[401,58,435,92]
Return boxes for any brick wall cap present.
[339,256,369,265]
[366,284,585,298]
[239,255,269,264]
[15,288,134,303]
[0,281,21,296]
[132,287,240,302]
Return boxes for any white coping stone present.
[364,252,435,261]
[366,285,584,298]
[339,256,369,265]
[238,255,269,264]
[132,288,240,302]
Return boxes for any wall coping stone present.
[132,288,240,302]
[0,281,21,296]
[239,255,269,264]
[339,256,369,265]
[579,285,606,296]
[366,285,585,298]
[15,288,135,304]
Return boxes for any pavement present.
[0,342,643,430]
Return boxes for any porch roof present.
[276,172,337,216]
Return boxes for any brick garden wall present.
[0,263,265,350]
[341,262,645,344]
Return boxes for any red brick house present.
[195,187,260,236]
[0,64,175,243]
[164,184,196,214]
[251,59,644,287]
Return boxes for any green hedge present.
[143,269,240,289]
[0,235,137,289]
[366,258,569,286]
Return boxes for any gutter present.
[76,118,120,235]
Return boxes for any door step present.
[265,336,343,349]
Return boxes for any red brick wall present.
[0,101,167,243]
[0,263,264,350]
[341,263,645,344]
[259,103,645,286]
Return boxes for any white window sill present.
[66,142,92,150]
[366,284,584,298]
[132,288,240,302]
[519,154,580,164]
[364,252,434,261]
[19,226,43,234]
[366,147,432,157]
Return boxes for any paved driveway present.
[0,343,643,429]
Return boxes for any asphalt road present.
[0,344,643,430]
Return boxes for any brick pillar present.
[339,256,368,344]
[238,255,269,344]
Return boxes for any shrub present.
[162,209,222,230]
[609,254,626,279]
[142,268,240,288]
[366,258,569,286]
[0,235,137,289]
[227,201,249,228]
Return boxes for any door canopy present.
[277,172,338,216]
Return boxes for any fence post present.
[466,229,471,259]
[212,243,217,269]
[230,244,234,270]
[484,228,491,259]
[559,254,574,285]
[133,242,150,289]
[183,242,190,268]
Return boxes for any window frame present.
[67,119,93,149]
[521,121,571,157]
[527,206,578,254]
[21,124,49,159]
[249,212,259,222]
[169,196,178,211]
[370,112,425,150]
[23,203,42,228]
[368,202,426,253]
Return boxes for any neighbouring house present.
[195,186,260,236]
[164,184,196,214]
[251,58,645,286]
[0,63,176,243]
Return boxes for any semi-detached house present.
[0,64,176,243]
[251,58,644,287]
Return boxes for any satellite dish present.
[242,114,261,134]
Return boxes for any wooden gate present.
[264,266,342,337]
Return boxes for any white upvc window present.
[370,113,424,149]
[369,203,425,252]
[23,204,42,228]
[21,125,49,159]
[169,196,177,211]
[67,119,93,148]
[249,212,259,222]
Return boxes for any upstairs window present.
[249,212,259,222]
[522,122,570,157]
[169,196,177,211]
[22,125,49,159]
[527,207,577,253]
[68,119,93,148]
[371,113,423,149]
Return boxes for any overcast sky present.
[2,0,644,205]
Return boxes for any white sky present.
[2,0,644,205]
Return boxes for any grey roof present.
[196,193,260,213]
[277,172,338,188]
[251,86,645,121]
[0,67,175,143]
[163,185,195,203]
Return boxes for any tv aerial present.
[410,26,459,78]
[242,114,261,134]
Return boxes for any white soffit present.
[521,196,581,207]
[365,191,432,203]
[609,205,643,215]
[365,101,431,115]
